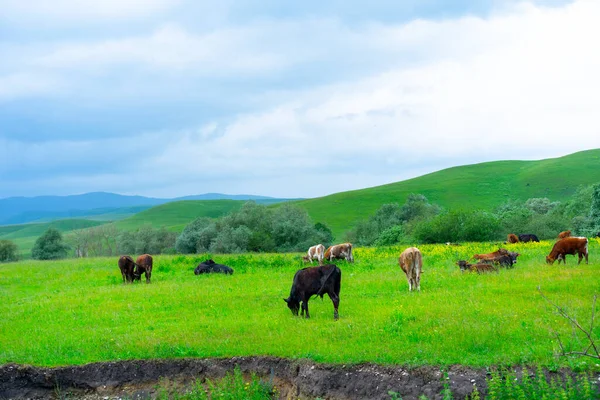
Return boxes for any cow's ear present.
[283,298,289,303]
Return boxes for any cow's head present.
[283,297,299,316]
[546,255,556,265]
[456,260,470,271]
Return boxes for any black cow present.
[518,234,539,243]
[194,259,234,275]
[284,264,341,320]
[118,255,136,283]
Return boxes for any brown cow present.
[473,248,509,262]
[118,255,136,283]
[456,260,498,274]
[302,244,325,265]
[558,230,572,239]
[399,247,423,291]
[134,254,153,283]
[324,243,354,263]
[506,234,519,244]
[546,237,589,265]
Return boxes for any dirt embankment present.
[0,356,588,400]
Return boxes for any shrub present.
[413,210,501,244]
[31,228,69,260]
[0,239,18,262]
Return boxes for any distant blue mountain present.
[0,192,295,225]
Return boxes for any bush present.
[31,228,69,260]
[0,240,18,262]
[176,201,328,254]
[413,210,501,244]
[374,225,404,246]
[348,195,441,246]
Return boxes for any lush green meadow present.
[113,200,246,232]
[294,149,600,239]
[1,240,600,369]
[0,219,108,259]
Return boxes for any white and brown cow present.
[324,243,354,263]
[302,244,326,265]
[399,247,422,291]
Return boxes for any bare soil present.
[0,357,593,400]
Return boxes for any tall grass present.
[1,240,599,368]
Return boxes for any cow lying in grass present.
[473,248,519,268]
[284,264,341,320]
[456,260,498,274]
[194,259,234,275]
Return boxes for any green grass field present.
[292,149,600,239]
[0,219,108,259]
[113,200,245,232]
[2,240,599,369]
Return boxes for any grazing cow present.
[506,234,519,244]
[324,243,354,263]
[194,259,234,275]
[118,255,136,283]
[558,230,571,239]
[302,244,326,265]
[398,247,423,292]
[134,254,153,283]
[546,237,589,265]
[456,260,498,274]
[284,264,341,320]
[518,234,539,243]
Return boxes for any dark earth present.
[0,357,596,400]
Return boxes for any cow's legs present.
[301,301,310,318]
[145,270,151,283]
[328,292,340,320]
[121,271,126,283]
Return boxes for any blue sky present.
[1,0,599,199]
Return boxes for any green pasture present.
[114,200,245,232]
[293,149,600,239]
[0,219,107,259]
[1,240,600,369]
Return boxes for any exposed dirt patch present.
[0,357,595,400]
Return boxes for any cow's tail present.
[315,265,339,299]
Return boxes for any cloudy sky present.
[1,0,599,199]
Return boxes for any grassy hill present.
[295,149,600,239]
[113,200,246,232]
[0,219,108,258]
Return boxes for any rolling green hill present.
[113,200,245,232]
[0,219,108,258]
[294,149,600,239]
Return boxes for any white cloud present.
[0,0,179,23]
[2,0,600,198]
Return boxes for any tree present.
[590,184,600,228]
[31,228,69,260]
[525,197,559,215]
[0,240,18,262]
